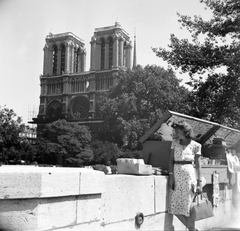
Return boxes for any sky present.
[0,0,213,124]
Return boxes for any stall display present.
[213,172,220,207]
[140,110,240,183]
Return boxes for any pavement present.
[209,220,240,231]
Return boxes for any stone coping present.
[0,166,105,199]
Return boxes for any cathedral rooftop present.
[95,22,129,37]
[46,32,84,43]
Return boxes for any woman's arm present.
[168,149,175,190]
[169,149,174,173]
[195,154,202,193]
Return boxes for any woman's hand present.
[196,181,202,194]
[168,174,175,190]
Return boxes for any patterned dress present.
[168,139,201,217]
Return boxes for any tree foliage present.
[90,140,122,165]
[36,119,93,166]
[0,105,36,163]
[153,0,240,127]
[97,65,189,149]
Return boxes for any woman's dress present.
[168,139,201,217]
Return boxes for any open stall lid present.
[139,110,240,150]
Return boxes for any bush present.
[92,164,109,174]
[119,149,143,159]
[90,140,122,165]
[110,165,117,174]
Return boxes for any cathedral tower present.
[90,21,132,71]
[43,32,86,76]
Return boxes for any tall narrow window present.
[52,45,58,75]
[75,48,80,72]
[100,38,105,70]
[123,41,127,67]
[60,44,65,74]
[108,37,113,69]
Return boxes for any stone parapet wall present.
[0,166,237,231]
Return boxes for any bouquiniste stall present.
[140,110,240,208]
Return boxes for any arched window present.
[60,44,65,74]
[47,100,62,119]
[52,45,58,75]
[100,38,105,70]
[108,37,113,69]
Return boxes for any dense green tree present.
[153,0,240,127]
[36,119,93,166]
[0,105,35,163]
[97,65,189,149]
[90,140,122,165]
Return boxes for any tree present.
[97,65,189,149]
[153,0,240,127]
[90,140,122,165]
[0,105,33,163]
[36,119,93,166]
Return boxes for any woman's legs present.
[186,215,195,231]
[176,215,196,231]
[176,215,188,228]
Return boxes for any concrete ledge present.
[0,166,105,199]
[0,166,238,231]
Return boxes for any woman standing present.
[168,121,202,231]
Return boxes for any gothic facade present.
[32,22,133,130]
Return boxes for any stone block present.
[77,194,102,223]
[0,196,77,231]
[79,169,105,195]
[0,166,81,198]
[40,167,80,197]
[0,199,39,231]
[0,167,42,199]
[101,175,155,224]
[37,197,77,230]
[154,176,168,213]
[0,166,105,198]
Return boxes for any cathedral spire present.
[133,28,137,69]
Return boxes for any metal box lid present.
[140,110,240,150]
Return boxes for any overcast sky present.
[0,0,212,124]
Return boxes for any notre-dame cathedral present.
[32,22,135,134]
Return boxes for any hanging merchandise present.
[213,172,220,207]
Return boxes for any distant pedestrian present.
[168,120,202,231]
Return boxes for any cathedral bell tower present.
[43,32,86,76]
[38,32,87,123]
[90,21,132,71]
